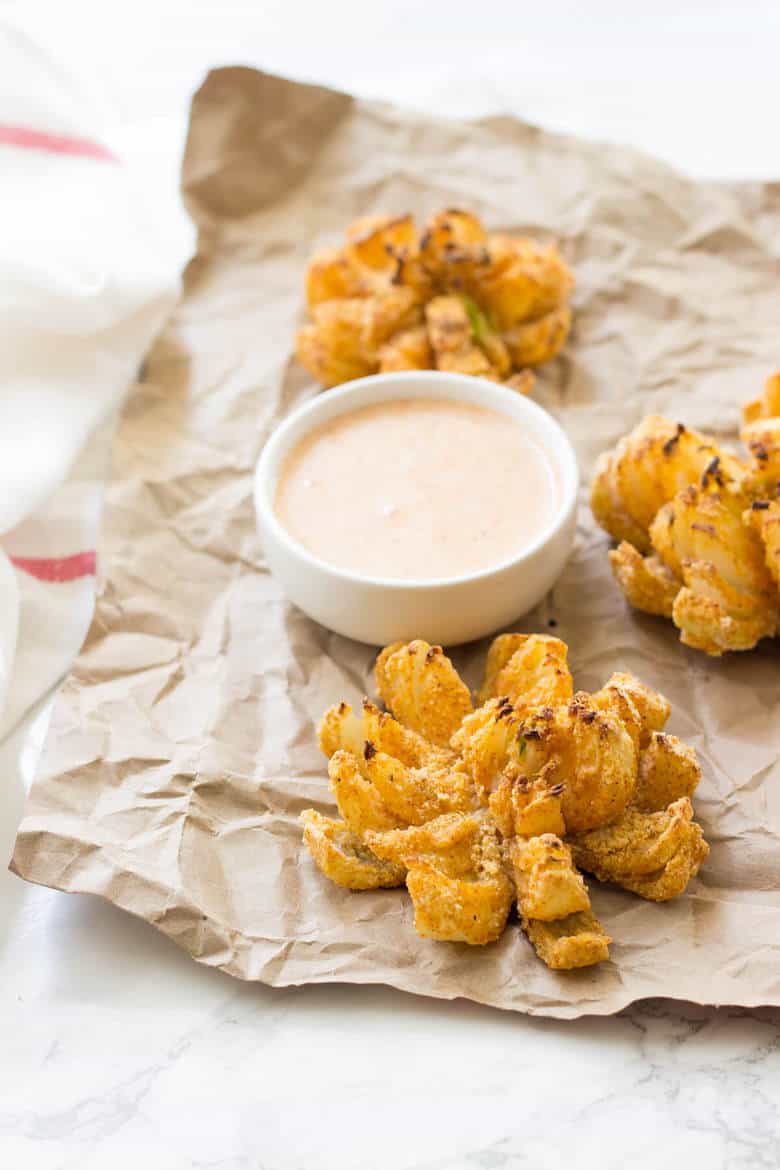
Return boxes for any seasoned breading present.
[451,696,523,798]
[742,419,780,493]
[378,324,432,372]
[305,247,370,307]
[591,671,670,749]
[509,834,591,921]
[590,416,741,552]
[405,861,514,946]
[361,747,475,825]
[300,809,405,889]
[591,451,653,552]
[744,498,780,589]
[570,797,709,901]
[296,307,376,388]
[671,579,774,655]
[517,695,637,832]
[477,633,573,712]
[468,234,574,328]
[303,633,706,972]
[345,214,417,270]
[366,813,482,877]
[425,295,499,379]
[608,542,680,618]
[419,208,487,275]
[328,750,405,835]
[375,640,473,748]
[649,481,779,653]
[522,911,611,970]
[488,763,566,839]
[593,385,780,655]
[503,305,572,368]
[649,482,773,602]
[634,732,701,812]
[402,822,514,947]
[296,209,573,389]
[318,698,452,770]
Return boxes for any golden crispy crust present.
[345,214,417,269]
[742,419,780,489]
[569,797,709,901]
[362,749,475,825]
[296,209,573,390]
[517,695,637,833]
[522,911,611,970]
[378,324,432,372]
[594,390,780,656]
[503,305,571,367]
[406,862,514,946]
[478,633,573,711]
[318,699,451,770]
[650,483,774,603]
[509,834,591,921]
[300,810,405,889]
[634,732,701,812]
[488,764,566,839]
[305,247,371,307]
[366,813,482,878]
[451,697,523,798]
[744,498,780,589]
[672,582,775,655]
[400,821,513,946]
[328,750,405,835]
[303,633,707,971]
[591,416,742,550]
[592,452,652,552]
[425,295,498,380]
[469,234,573,328]
[296,313,374,388]
[374,640,473,748]
[609,542,680,618]
[591,671,670,750]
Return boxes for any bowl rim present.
[254,370,579,591]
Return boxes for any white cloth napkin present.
[0,20,182,738]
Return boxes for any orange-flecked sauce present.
[274,399,560,581]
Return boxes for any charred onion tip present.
[363,740,377,760]
[662,429,684,455]
[752,500,771,510]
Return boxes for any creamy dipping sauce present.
[274,399,561,581]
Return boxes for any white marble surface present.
[5,3,780,1167]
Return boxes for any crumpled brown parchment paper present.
[11,67,780,1018]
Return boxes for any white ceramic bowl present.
[255,371,578,646]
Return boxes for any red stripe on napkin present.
[10,551,97,583]
[0,124,118,163]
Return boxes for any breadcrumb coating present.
[296,209,573,389]
[302,635,708,971]
[592,375,780,654]
[570,798,709,901]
